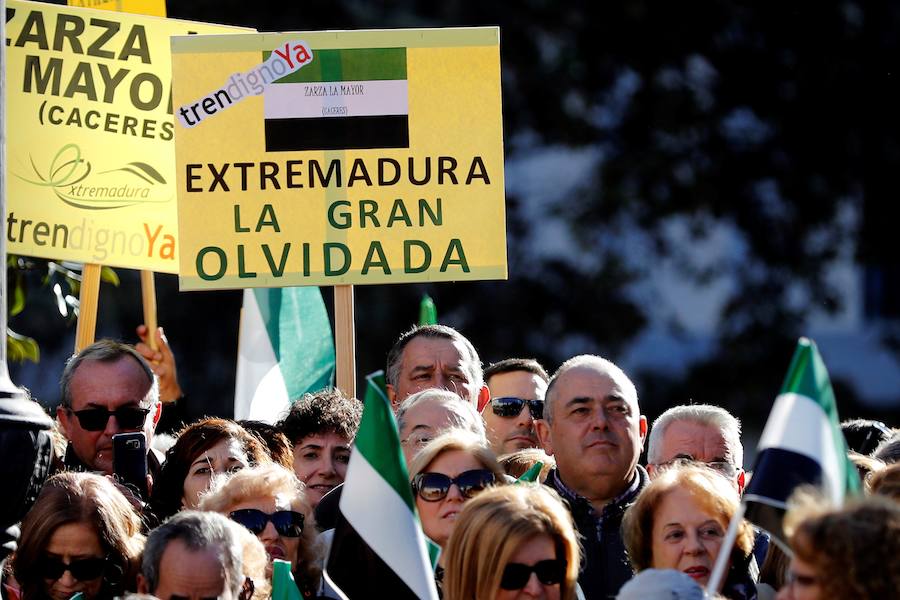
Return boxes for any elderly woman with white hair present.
[199,463,321,599]
[397,388,487,464]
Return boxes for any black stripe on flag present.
[744,447,824,544]
[264,116,409,152]
[326,511,422,598]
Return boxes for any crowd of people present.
[1,323,899,600]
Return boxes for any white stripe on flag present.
[340,450,438,600]
[757,392,843,504]
[264,80,409,119]
[234,289,291,423]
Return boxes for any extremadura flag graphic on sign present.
[171,28,506,290]
[263,47,410,152]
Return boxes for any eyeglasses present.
[68,406,151,431]
[229,509,305,537]
[39,556,107,581]
[660,457,738,479]
[500,559,566,590]
[400,431,435,448]
[491,397,544,420]
[412,469,496,502]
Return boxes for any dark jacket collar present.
[550,464,648,517]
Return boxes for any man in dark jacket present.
[536,354,648,599]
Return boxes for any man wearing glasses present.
[56,339,162,477]
[646,404,771,586]
[645,404,746,493]
[480,358,549,456]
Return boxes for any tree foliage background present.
[9,0,900,432]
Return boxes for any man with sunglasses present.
[481,358,549,455]
[535,354,648,600]
[57,340,162,478]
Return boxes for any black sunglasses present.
[39,556,107,581]
[491,397,544,420]
[500,559,566,590]
[69,406,151,431]
[412,469,496,502]
[229,509,305,537]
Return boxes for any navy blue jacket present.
[546,466,649,600]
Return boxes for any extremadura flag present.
[263,47,409,152]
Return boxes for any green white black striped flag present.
[234,287,335,422]
[743,337,861,544]
[325,372,438,599]
[264,48,409,152]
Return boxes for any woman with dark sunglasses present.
[442,484,580,600]
[199,463,321,599]
[407,429,506,590]
[8,472,145,600]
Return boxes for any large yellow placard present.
[172,29,507,290]
[4,0,246,272]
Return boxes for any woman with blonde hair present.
[11,472,145,600]
[442,484,580,600]
[622,464,762,599]
[199,463,320,599]
[408,430,506,557]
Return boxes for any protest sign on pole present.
[68,0,169,349]
[171,28,506,393]
[4,0,247,348]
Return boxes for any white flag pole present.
[706,501,746,594]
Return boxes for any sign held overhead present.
[172,28,507,290]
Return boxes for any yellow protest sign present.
[4,0,246,272]
[172,28,507,290]
[67,0,166,18]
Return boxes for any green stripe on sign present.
[263,48,407,82]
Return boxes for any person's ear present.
[639,415,648,442]
[56,405,71,436]
[535,419,554,456]
[737,469,746,495]
[136,573,148,594]
[476,385,490,412]
[151,400,162,427]
[387,384,398,409]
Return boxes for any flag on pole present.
[418,294,437,326]
[743,337,861,544]
[234,287,335,422]
[325,372,439,599]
